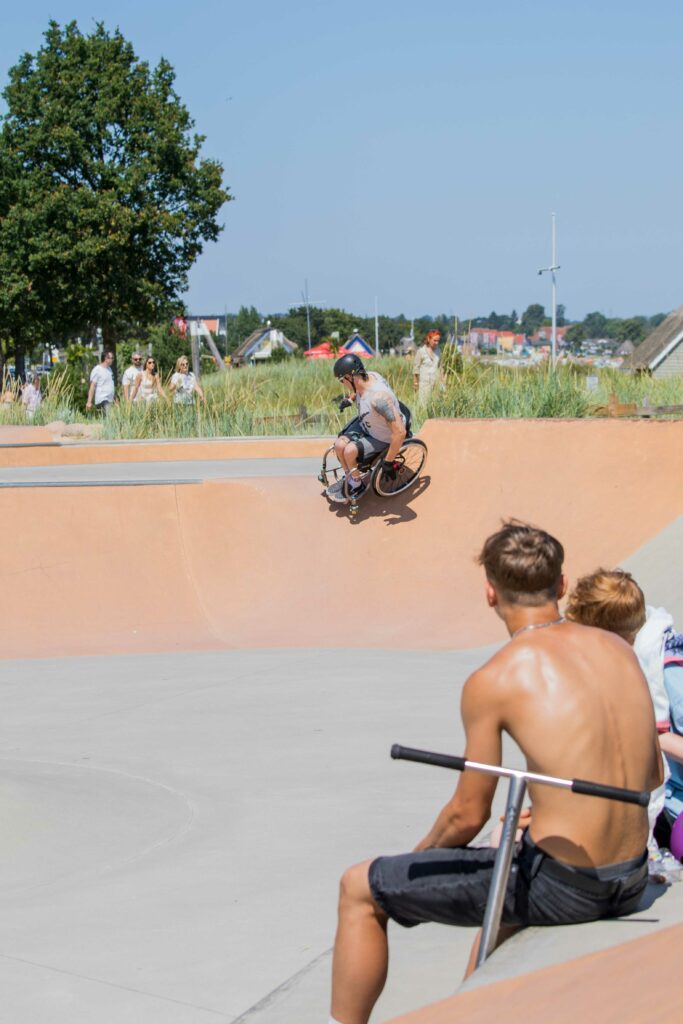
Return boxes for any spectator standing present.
[21,374,42,420]
[86,350,115,414]
[169,356,205,405]
[131,357,166,403]
[121,351,143,401]
[413,329,442,402]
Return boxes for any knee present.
[344,442,359,464]
[339,860,373,910]
[334,437,347,456]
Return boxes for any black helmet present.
[334,353,365,379]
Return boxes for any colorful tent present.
[304,342,334,360]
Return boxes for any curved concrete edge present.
[386,920,683,1023]
[458,877,683,993]
[0,431,331,467]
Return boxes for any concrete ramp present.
[388,923,683,1024]
[1,419,681,659]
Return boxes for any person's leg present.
[343,441,361,479]
[334,435,351,471]
[331,861,389,1024]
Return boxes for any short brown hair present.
[565,569,645,643]
[478,520,564,606]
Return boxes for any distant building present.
[468,328,525,352]
[529,326,568,346]
[615,340,635,358]
[343,331,375,357]
[231,324,298,365]
[398,322,416,356]
[185,315,227,337]
[622,307,683,377]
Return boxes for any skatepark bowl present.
[0,417,682,1023]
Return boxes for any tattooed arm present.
[372,394,407,460]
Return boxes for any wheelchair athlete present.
[327,354,407,503]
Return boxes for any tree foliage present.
[521,304,545,336]
[0,20,230,368]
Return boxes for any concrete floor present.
[0,458,321,486]
[0,647,508,1023]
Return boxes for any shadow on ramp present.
[325,475,432,525]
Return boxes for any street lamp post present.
[538,212,561,369]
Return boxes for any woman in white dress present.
[131,357,166,403]
[168,356,205,405]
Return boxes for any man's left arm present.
[414,670,503,851]
[373,395,406,461]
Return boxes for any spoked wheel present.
[372,438,428,497]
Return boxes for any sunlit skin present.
[330,577,663,1024]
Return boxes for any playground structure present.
[0,417,681,1022]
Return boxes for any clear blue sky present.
[3,1,683,320]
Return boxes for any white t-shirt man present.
[89,364,115,405]
[122,364,142,399]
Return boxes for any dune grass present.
[1,359,681,439]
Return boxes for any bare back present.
[469,621,662,867]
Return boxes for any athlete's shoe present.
[347,475,368,500]
[325,477,348,503]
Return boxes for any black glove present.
[336,395,353,412]
[381,459,399,480]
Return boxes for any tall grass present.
[1,359,681,438]
[0,370,83,427]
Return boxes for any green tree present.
[564,323,586,352]
[233,306,262,347]
[0,20,230,373]
[278,306,325,348]
[612,318,647,344]
[521,304,545,336]
[583,312,607,338]
[323,308,356,342]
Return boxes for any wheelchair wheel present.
[372,438,428,497]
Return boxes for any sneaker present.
[347,475,368,499]
[325,477,349,503]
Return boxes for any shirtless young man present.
[330,521,662,1024]
[326,354,406,503]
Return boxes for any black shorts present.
[368,831,647,929]
[338,418,388,461]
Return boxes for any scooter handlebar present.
[571,778,649,807]
[391,744,466,772]
[391,744,650,806]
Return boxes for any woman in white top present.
[131,357,166,403]
[168,356,205,405]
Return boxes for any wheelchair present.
[318,401,428,518]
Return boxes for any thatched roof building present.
[622,307,683,377]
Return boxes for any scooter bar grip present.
[571,778,649,807]
[391,744,466,772]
